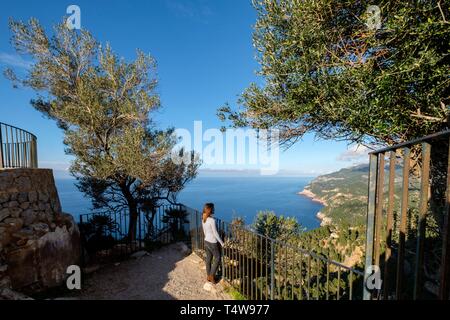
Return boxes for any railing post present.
[32,138,38,168]
[374,153,385,268]
[384,151,396,300]
[440,138,450,300]
[414,142,431,299]
[363,153,378,300]
[270,239,275,300]
[138,209,142,250]
[396,147,411,299]
[79,214,85,269]
[0,124,3,169]
[195,210,199,252]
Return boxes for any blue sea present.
[55,176,323,230]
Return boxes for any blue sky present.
[0,0,368,177]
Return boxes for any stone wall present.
[0,168,80,296]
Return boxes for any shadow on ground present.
[76,243,230,300]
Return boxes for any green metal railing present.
[0,122,38,169]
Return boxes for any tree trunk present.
[119,182,139,241]
[128,203,138,241]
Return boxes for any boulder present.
[175,242,191,256]
[6,219,80,292]
[203,282,217,293]
[2,218,23,232]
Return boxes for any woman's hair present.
[202,203,215,223]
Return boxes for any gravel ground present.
[79,243,232,300]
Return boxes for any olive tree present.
[6,18,200,239]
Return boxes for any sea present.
[55,175,323,230]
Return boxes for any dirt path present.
[79,243,232,300]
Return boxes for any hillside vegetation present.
[301,164,370,227]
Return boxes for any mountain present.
[299,164,370,227]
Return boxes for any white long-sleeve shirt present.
[202,217,224,246]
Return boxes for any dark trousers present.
[205,241,221,277]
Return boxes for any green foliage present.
[162,207,189,241]
[79,214,117,253]
[6,18,201,238]
[253,210,304,242]
[218,0,449,151]
[225,287,247,300]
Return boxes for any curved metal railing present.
[0,122,38,169]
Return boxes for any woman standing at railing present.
[202,203,224,284]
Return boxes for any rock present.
[175,242,191,256]
[8,208,22,218]
[30,223,50,235]
[15,176,31,190]
[9,193,18,201]
[17,192,28,203]
[0,276,11,287]
[2,218,23,232]
[11,229,35,240]
[231,279,241,287]
[6,223,81,291]
[0,233,12,249]
[83,265,100,274]
[0,193,9,204]
[0,208,10,222]
[38,192,49,202]
[130,251,149,259]
[38,202,47,211]
[0,287,34,300]
[28,191,37,203]
[424,281,439,297]
[0,175,13,192]
[203,282,217,293]
[21,209,36,226]
[15,239,27,247]
[20,202,30,210]
[8,201,19,208]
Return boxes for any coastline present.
[297,188,327,206]
[298,187,333,226]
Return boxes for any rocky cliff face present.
[0,169,80,298]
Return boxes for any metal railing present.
[79,204,187,265]
[185,206,364,300]
[79,203,364,299]
[364,130,450,300]
[0,122,38,169]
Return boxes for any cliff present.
[298,164,369,227]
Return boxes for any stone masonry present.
[0,168,80,297]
